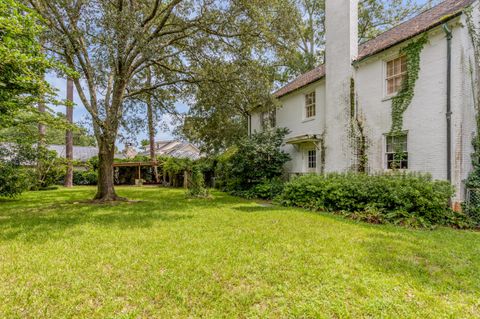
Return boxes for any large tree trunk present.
[94,139,122,201]
[64,78,74,187]
[146,68,160,183]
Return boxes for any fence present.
[466,188,480,207]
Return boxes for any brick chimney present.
[324,0,358,171]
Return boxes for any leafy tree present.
[183,60,278,154]
[29,0,293,201]
[0,0,71,127]
[276,0,440,74]
[216,128,290,192]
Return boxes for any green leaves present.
[277,172,455,228]
[391,34,428,133]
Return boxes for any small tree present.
[217,128,290,192]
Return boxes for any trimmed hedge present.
[276,173,456,227]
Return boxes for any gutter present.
[443,23,452,183]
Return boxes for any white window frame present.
[384,133,408,170]
[384,55,407,98]
[306,148,317,172]
[304,91,316,119]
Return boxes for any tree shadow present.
[232,205,281,213]
[0,198,193,243]
[358,228,480,294]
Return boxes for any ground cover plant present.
[0,186,479,318]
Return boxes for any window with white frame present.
[386,133,408,169]
[307,149,317,169]
[305,92,316,118]
[386,55,407,96]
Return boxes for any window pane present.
[387,79,394,95]
[387,61,394,77]
[401,57,407,73]
[394,59,401,74]
[395,76,403,92]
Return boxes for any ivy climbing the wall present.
[390,34,428,133]
[349,77,368,172]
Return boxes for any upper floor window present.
[386,133,408,169]
[261,109,276,130]
[386,56,407,96]
[305,92,316,118]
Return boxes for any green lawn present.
[0,187,479,318]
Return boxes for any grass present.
[0,187,479,318]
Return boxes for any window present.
[261,110,276,130]
[386,134,408,169]
[386,56,407,96]
[307,149,317,169]
[305,92,316,118]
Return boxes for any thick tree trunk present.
[94,140,122,201]
[64,78,74,187]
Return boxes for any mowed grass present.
[0,187,479,318]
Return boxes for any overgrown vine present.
[390,34,428,133]
[349,78,368,172]
[465,6,480,190]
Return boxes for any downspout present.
[443,23,452,183]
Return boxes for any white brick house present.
[249,0,480,203]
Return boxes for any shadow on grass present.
[358,229,480,294]
[232,205,281,213]
[0,191,197,242]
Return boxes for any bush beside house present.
[276,173,475,228]
[215,128,290,199]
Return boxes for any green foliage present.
[35,147,66,188]
[73,170,98,186]
[236,178,285,200]
[186,166,209,198]
[215,128,290,194]
[0,0,69,127]
[391,34,428,133]
[277,172,455,228]
[0,163,32,198]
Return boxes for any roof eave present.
[355,11,464,64]
[274,75,325,99]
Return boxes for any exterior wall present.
[251,81,326,174]
[250,8,479,202]
[356,19,477,201]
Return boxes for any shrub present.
[73,170,98,185]
[276,172,455,227]
[0,164,32,197]
[215,128,290,196]
[186,166,209,198]
[240,178,285,200]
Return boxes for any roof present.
[139,140,201,160]
[47,145,98,162]
[274,0,475,98]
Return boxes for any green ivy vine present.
[349,77,368,172]
[391,34,428,133]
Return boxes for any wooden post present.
[184,170,188,189]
